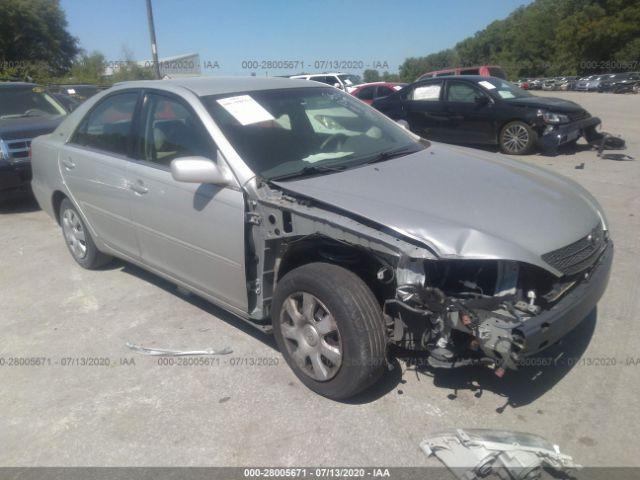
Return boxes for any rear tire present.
[59,198,112,269]
[499,120,537,155]
[272,262,387,400]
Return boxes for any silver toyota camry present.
[31,77,613,399]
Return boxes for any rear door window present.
[406,82,442,101]
[72,92,138,155]
[375,86,395,98]
[355,86,376,100]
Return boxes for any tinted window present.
[137,93,213,166]
[435,72,452,77]
[375,86,395,98]
[460,68,480,75]
[488,67,507,79]
[406,82,442,101]
[355,86,376,100]
[446,82,486,103]
[72,92,138,155]
[0,86,66,119]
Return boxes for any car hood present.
[0,115,65,140]
[273,143,605,274]
[503,96,583,113]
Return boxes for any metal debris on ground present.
[420,429,580,480]
[126,342,233,356]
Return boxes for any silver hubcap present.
[503,124,530,153]
[280,292,342,382]
[62,209,87,259]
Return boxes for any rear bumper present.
[0,162,32,193]
[538,116,601,152]
[518,241,613,356]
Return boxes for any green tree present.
[362,69,380,83]
[108,47,154,83]
[0,0,79,81]
[66,51,106,84]
[397,0,640,81]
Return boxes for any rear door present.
[401,80,448,139]
[127,90,248,311]
[440,80,496,144]
[62,90,141,258]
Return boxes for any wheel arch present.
[275,236,394,306]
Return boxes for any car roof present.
[415,75,498,82]
[114,76,325,97]
[0,81,38,89]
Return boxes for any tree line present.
[395,0,640,82]
[1,0,638,85]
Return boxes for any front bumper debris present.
[421,429,580,480]
[538,116,601,154]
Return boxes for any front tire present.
[59,198,112,269]
[499,120,537,155]
[272,262,387,400]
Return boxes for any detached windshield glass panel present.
[203,87,421,180]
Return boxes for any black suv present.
[0,82,67,199]
[372,75,601,155]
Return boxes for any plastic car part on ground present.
[126,342,233,356]
[420,429,580,480]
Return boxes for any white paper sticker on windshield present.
[498,90,515,99]
[412,84,440,100]
[478,80,496,90]
[217,95,274,125]
[67,88,76,95]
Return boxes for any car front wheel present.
[272,262,387,400]
[499,120,537,155]
[59,198,112,269]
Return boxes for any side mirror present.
[170,156,229,185]
[475,96,490,107]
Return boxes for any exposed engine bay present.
[244,179,611,376]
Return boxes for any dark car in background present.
[371,76,600,155]
[0,82,67,200]
[47,84,103,100]
[597,72,640,93]
[50,92,82,112]
[417,65,507,81]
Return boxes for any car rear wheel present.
[500,121,537,155]
[59,198,112,269]
[272,262,387,400]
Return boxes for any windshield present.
[337,74,363,87]
[0,86,67,119]
[475,78,532,99]
[203,87,423,180]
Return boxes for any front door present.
[441,80,496,144]
[128,91,248,312]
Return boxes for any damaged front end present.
[388,232,613,374]
[246,179,612,376]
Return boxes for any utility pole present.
[145,0,161,79]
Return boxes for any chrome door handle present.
[129,180,149,195]
[62,158,76,170]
